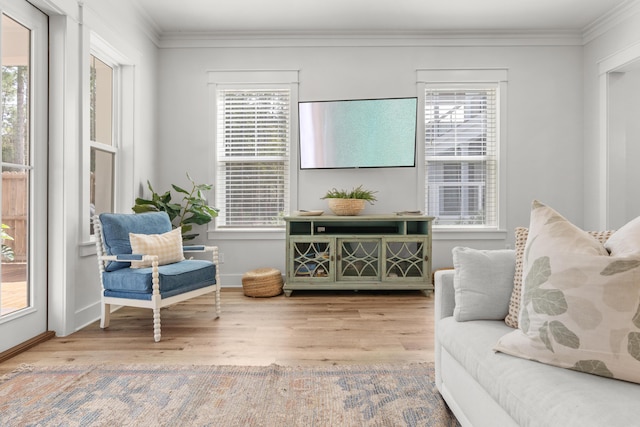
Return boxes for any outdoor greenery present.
[321,185,377,204]
[2,65,28,165]
[1,223,14,261]
[132,173,219,241]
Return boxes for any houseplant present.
[1,223,14,261]
[132,173,219,241]
[321,185,377,216]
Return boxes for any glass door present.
[0,0,48,353]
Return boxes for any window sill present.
[208,228,286,241]
[79,240,97,257]
[432,229,508,240]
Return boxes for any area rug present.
[0,362,459,427]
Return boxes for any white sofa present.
[434,258,640,427]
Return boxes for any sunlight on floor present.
[1,263,28,316]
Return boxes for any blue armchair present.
[94,212,220,342]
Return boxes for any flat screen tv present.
[298,97,417,169]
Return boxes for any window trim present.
[80,30,135,251]
[417,69,508,237]
[207,70,299,239]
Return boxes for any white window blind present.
[215,89,290,228]
[425,87,497,227]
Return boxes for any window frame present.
[417,69,508,239]
[88,53,117,237]
[81,31,135,251]
[207,70,299,239]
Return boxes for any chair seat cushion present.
[102,259,216,300]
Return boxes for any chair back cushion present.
[99,212,173,271]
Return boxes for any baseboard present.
[0,331,56,364]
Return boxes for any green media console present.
[284,214,433,296]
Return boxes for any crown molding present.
[158,30,584,49]
[128,0,162,47]
[582,0,640,44]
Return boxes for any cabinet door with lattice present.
[383,238,430,282]
[289,238,334,281]
[337,239,381,281]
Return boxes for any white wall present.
[35,1,640,336]
[37,0,159,336]
[157,41,585,283]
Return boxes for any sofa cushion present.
[129,227,185,268]
[505,227,614,329]
[99,212,173,271]
[495,200,640,384]
[102,259,215,299]
[452,246,515,321]
[439,317,640,427]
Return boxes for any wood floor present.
[0,288,436,375]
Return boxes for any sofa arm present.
[435,269,456,321]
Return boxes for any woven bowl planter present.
[242,267,283,297]
[327,198,366,216]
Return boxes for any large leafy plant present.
[132,173,219,241]
[1,223,15,261]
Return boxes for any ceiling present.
[131,0,631,35]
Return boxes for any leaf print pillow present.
[494,200,640,384]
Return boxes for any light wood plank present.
[0,288,435,374]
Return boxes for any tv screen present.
[299,97,417,169]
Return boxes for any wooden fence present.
[2,172,27,262]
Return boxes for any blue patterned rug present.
[0,362,459,426]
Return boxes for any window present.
[88,54,115,235]
[214,88,291,229]
[424,86,499,228]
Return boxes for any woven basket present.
[242,267,283,297]
[327,198,366,216]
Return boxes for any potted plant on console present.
[321,185,377,216]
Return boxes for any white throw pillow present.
[605,215,640,256]
[129,227,185,268]
[494,201,640,384]
[452,246,516,321]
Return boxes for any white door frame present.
[0,0,49,353]
[598,41,640,229]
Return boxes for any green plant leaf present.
[600,259,640,276]
[572,360,613,378]
[159,191,172,204]
[633,303,640,329]
[531,288,568,316]
[628,332,640,362]
[539,322,554,352]
[183,212,213,225]
[134,197,155,205]
[549,320,580,349]
[181,233,198,241]
[321,185,377,203]
[172,184,189,194]
[132,205,159,213]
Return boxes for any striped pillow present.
[128,227,184,269]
